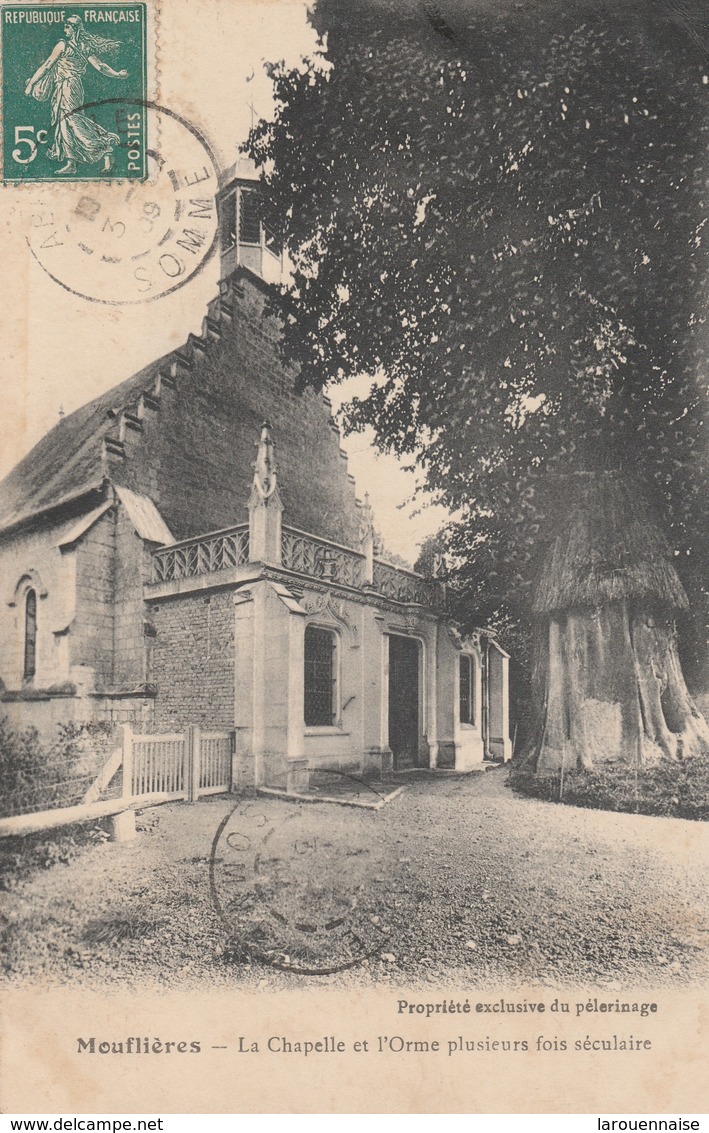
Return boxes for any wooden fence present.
[125,725,232,802]
[128,731,186,800]
[0,724,234,838]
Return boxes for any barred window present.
[304,626,336,726]
[24,589,37,681]
[459,654,475,725]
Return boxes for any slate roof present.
[56,502,114,549]
[0,265,364,549]
[114,485,174,544]
[0,354,171,536]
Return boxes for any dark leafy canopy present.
[248,0,709,667]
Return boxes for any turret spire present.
[248,421,283,564]
[252,420,278,501]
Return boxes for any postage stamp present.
[2,3,148,182]
[21,100,220,303]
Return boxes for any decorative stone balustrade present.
[152,525,250,582]
[151,521,444,607]
[372,559,441,607]
[281,527,366,588]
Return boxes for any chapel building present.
[0,161,511,789]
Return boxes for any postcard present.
[0,0,707,1115]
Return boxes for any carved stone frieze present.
[301,589,360,647]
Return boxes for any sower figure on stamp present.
[24,16,128,174]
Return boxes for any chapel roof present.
[0,353,172,536]
[0,266,363,549]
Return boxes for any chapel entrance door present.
[388,634,420,770]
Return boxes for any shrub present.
[509,754,709,821]
[0,720,48,814]
[0,719,116,818]
[0,823,109,890]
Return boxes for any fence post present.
[188,725,201,802]
[111,724,136,843]
[121,724,134,801]
[229,730,237,792]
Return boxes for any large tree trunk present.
[526,600,709,773]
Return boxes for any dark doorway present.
[388,634,420,769]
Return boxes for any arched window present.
[304,625,337,726]
[24,588,37,681]
[459,654,476,726]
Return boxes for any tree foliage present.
[248,0,709,682]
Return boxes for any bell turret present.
[217,156,282,284]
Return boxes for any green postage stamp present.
[1,3,147,181]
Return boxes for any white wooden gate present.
[0,724,234,839]
[199,730,232,795]
[130,732,187,798]
[124,725,233,803]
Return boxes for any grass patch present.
[509,753,709,820]
[0,824,108,890]
[83,914,163,945]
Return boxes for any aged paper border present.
[0,0,707,1114]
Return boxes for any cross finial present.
[359,491,375,543]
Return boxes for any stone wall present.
[1,693,152,741]
[0,517,80,691]
[109,269,362,547]
[112,509,151,689]
[150,590,235,730]
[0,503,157,739]
[72,507,151,694]
[73,512,115,689]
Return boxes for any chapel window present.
[24,589,37,681]
[304,626,336,726]
[459,654,475,726]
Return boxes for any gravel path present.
[2,767,708,990]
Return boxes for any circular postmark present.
[209,772,401,976]
[21,100,220,304]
